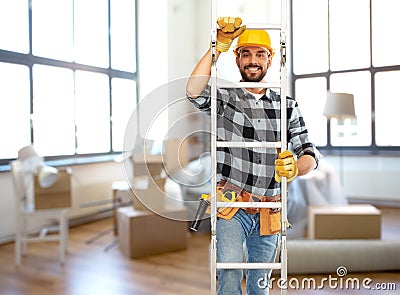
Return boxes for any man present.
[186,17,319,294]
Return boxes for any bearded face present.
[236,46,272,82]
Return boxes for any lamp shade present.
[323,92,356,119]
[18,145,39,160]
[37,165,59,188]
[17,145,44,170]
[18,145,59,188]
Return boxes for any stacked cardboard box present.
[129,154,167,212]
[34,168,72,210]
[118,206,188,258]
[116,142,189,258]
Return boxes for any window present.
[0,0,137,166]
[0,63,31,159]
[292,0,400,152]
[32,65,76,156]
[375,71,400,146]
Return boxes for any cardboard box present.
[307,205,381,239]
[128,139,188,212]
[130,139,189,177]
[163,139,188,174]
[111,181,134,235]
[117,206,188,259]
[34,168,72,210]
[131,154,164,177]
[130,176,166,211]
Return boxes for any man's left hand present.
[275,150,298,183]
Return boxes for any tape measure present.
[201,191,237,202]
[221,190,237,202]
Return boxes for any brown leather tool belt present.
[217,180,281,214]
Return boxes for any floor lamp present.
[17,145,59,188]
[323,92,357,185]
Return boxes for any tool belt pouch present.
[216,182,241,219]
[260,208,281,236]
[204,184,241,220]
[205,204,237,218]
[206,181,242,219]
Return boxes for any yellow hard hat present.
[234,30,275,56]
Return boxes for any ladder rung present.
[217,81,281,89]
[217,202,281,209]
[216,141,281,148]
[246,23,282,30]
[217,262,282,270]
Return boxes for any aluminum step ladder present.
[209,0,289,294]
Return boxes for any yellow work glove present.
[216,16,246,52]
[275,150,298,183]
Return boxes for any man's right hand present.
[216,17,246,52]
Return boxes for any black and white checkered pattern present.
[187,84,318,197]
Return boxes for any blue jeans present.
[216,209,280,295]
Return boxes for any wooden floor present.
[0,207,399,295]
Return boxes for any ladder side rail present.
[210,1,218,294]
[279,1,289,294]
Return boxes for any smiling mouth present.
[245,66,261,72]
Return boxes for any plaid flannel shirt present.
[187,85,318,197]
